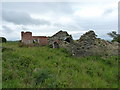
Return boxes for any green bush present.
[0,37,7,43]
[34,69,52,85]
[107,31,120,43]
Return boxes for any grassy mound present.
[2,42,119,88]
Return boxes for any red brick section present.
[33,36,48,45]
[21,31,48,45]
[21,31,32,40]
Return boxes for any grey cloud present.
[54,22,84,31]
[43,2,74,14]
[2,25,13,33]
[2,10,51,25]
[74,17,117,30]
[2,2,74,15]
[1,2,118,41]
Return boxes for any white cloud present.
[2,0,119,3]
[58,17,72,23]
[1,1,118,40]
[74,7,103,18]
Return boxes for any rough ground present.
[59,30,119,57]
[2,42,119,88]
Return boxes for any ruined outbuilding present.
[21,31,48,46]
[21,30,73,47]
[48,30,73,48]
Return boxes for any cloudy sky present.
[0,0,119,41]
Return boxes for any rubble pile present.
[58,30,119,57]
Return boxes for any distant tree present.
[0,37,7,43]
[107,31,120,43]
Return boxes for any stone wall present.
[21,30,119,57]
[48,30,73,48]
[59,30,120,57]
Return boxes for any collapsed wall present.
[21,30,119,57]
[48,30,73,48]
[59,30,119,57]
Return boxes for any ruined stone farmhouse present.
[21,30,72,47]
[21,30,119,57]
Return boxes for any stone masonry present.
[21,30,119,57]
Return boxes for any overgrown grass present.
[2,42,119,88]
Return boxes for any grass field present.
[2,42,119,88]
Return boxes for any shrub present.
[2,47,13,52]
[107,31,120,43]
[0,37,7,43]
[34,69,51,85]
